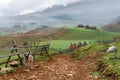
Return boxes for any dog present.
[23,51,34,69]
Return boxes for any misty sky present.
[0,0,119,16]
[0,0,81,16]
[0,0,120,27]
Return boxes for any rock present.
[94,75,99,79]
[34,65,39,68]
[51,68,55,72]
[0,68,13,73]
[23,69,30,73]
[107,46,117,53]
[69,71,73,74]
[39,73,42,76]
[29,75,38,79]
[88,75,93,79]
[10,61,18,67]
[9,78,14,80]
[67,74,73,77]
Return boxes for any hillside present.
[4,27,119,41]
[60,28,118,40]
[102,16,120,32]
[1,40,120,80]
[102,22,120,32]
[27,27,119,40]
[26,27,67,37]
[0,24,46,35]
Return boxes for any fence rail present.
[0,41,50,67]
[0,52,21,58]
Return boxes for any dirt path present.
[0,53,101,80]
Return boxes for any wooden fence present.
[0,41,50,67]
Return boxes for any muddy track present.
[0,53,101,80]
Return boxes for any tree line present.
[77,24,97,30]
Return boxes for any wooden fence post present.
[5,41,23,67]
[5,56,11,67]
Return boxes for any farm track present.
[0,52,101,80]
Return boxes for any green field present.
[0,27,119,58]
[41,40,95,49]
[60,28,119,40]
[0,27,120,78]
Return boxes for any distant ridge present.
[102,17,120,32]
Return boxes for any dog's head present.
[24,52,30,60]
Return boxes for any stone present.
[23,69,30,73]
[10,61,18,67]
[67,74,73,77]
[0,68,13,73]
[9,78,14,80]
[34,65,39,68]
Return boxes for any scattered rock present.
[0,53,101,80]
[34,64,39,68]
[69,71,73,74]
[94,75,99,79]
[29,75,38,79]
[67,73,73,77]
[51,68,55,72]
[0,68,13,73]
[10,61,18,67]
[23,69,30,73]
[9,78,14,80]
[38,73,42,76]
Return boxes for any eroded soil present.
[0,53,101,80]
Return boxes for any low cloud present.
[0,0,120,27]
[0,0,81,16]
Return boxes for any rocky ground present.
[0,53,101,80]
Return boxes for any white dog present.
[23,52,34,69]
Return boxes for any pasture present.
[0,39,93,65]
[60,28,119,40]
[0,27,120,79]
[41,40,94,49]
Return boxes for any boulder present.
[0,68,13,73]
[10,61,19,67]
[107,46,117,53]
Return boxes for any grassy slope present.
[41,40,94,49]
[60,28,118,40]
[0,27,119,53]
[0,27,120,77]
[43,28,118,51]
[0,28,119,63]
[73,42,120,79]
[10,27,119,40]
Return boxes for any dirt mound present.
[0,53,100,80]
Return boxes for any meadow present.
[0,27,120,79]
[60,28,119,40]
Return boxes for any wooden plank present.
[0,58,23,65]
[0,52,21,58]
[5,56,11,67]
[0,42,50,66]
[17,54,23,65]
[0,46,33,52]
